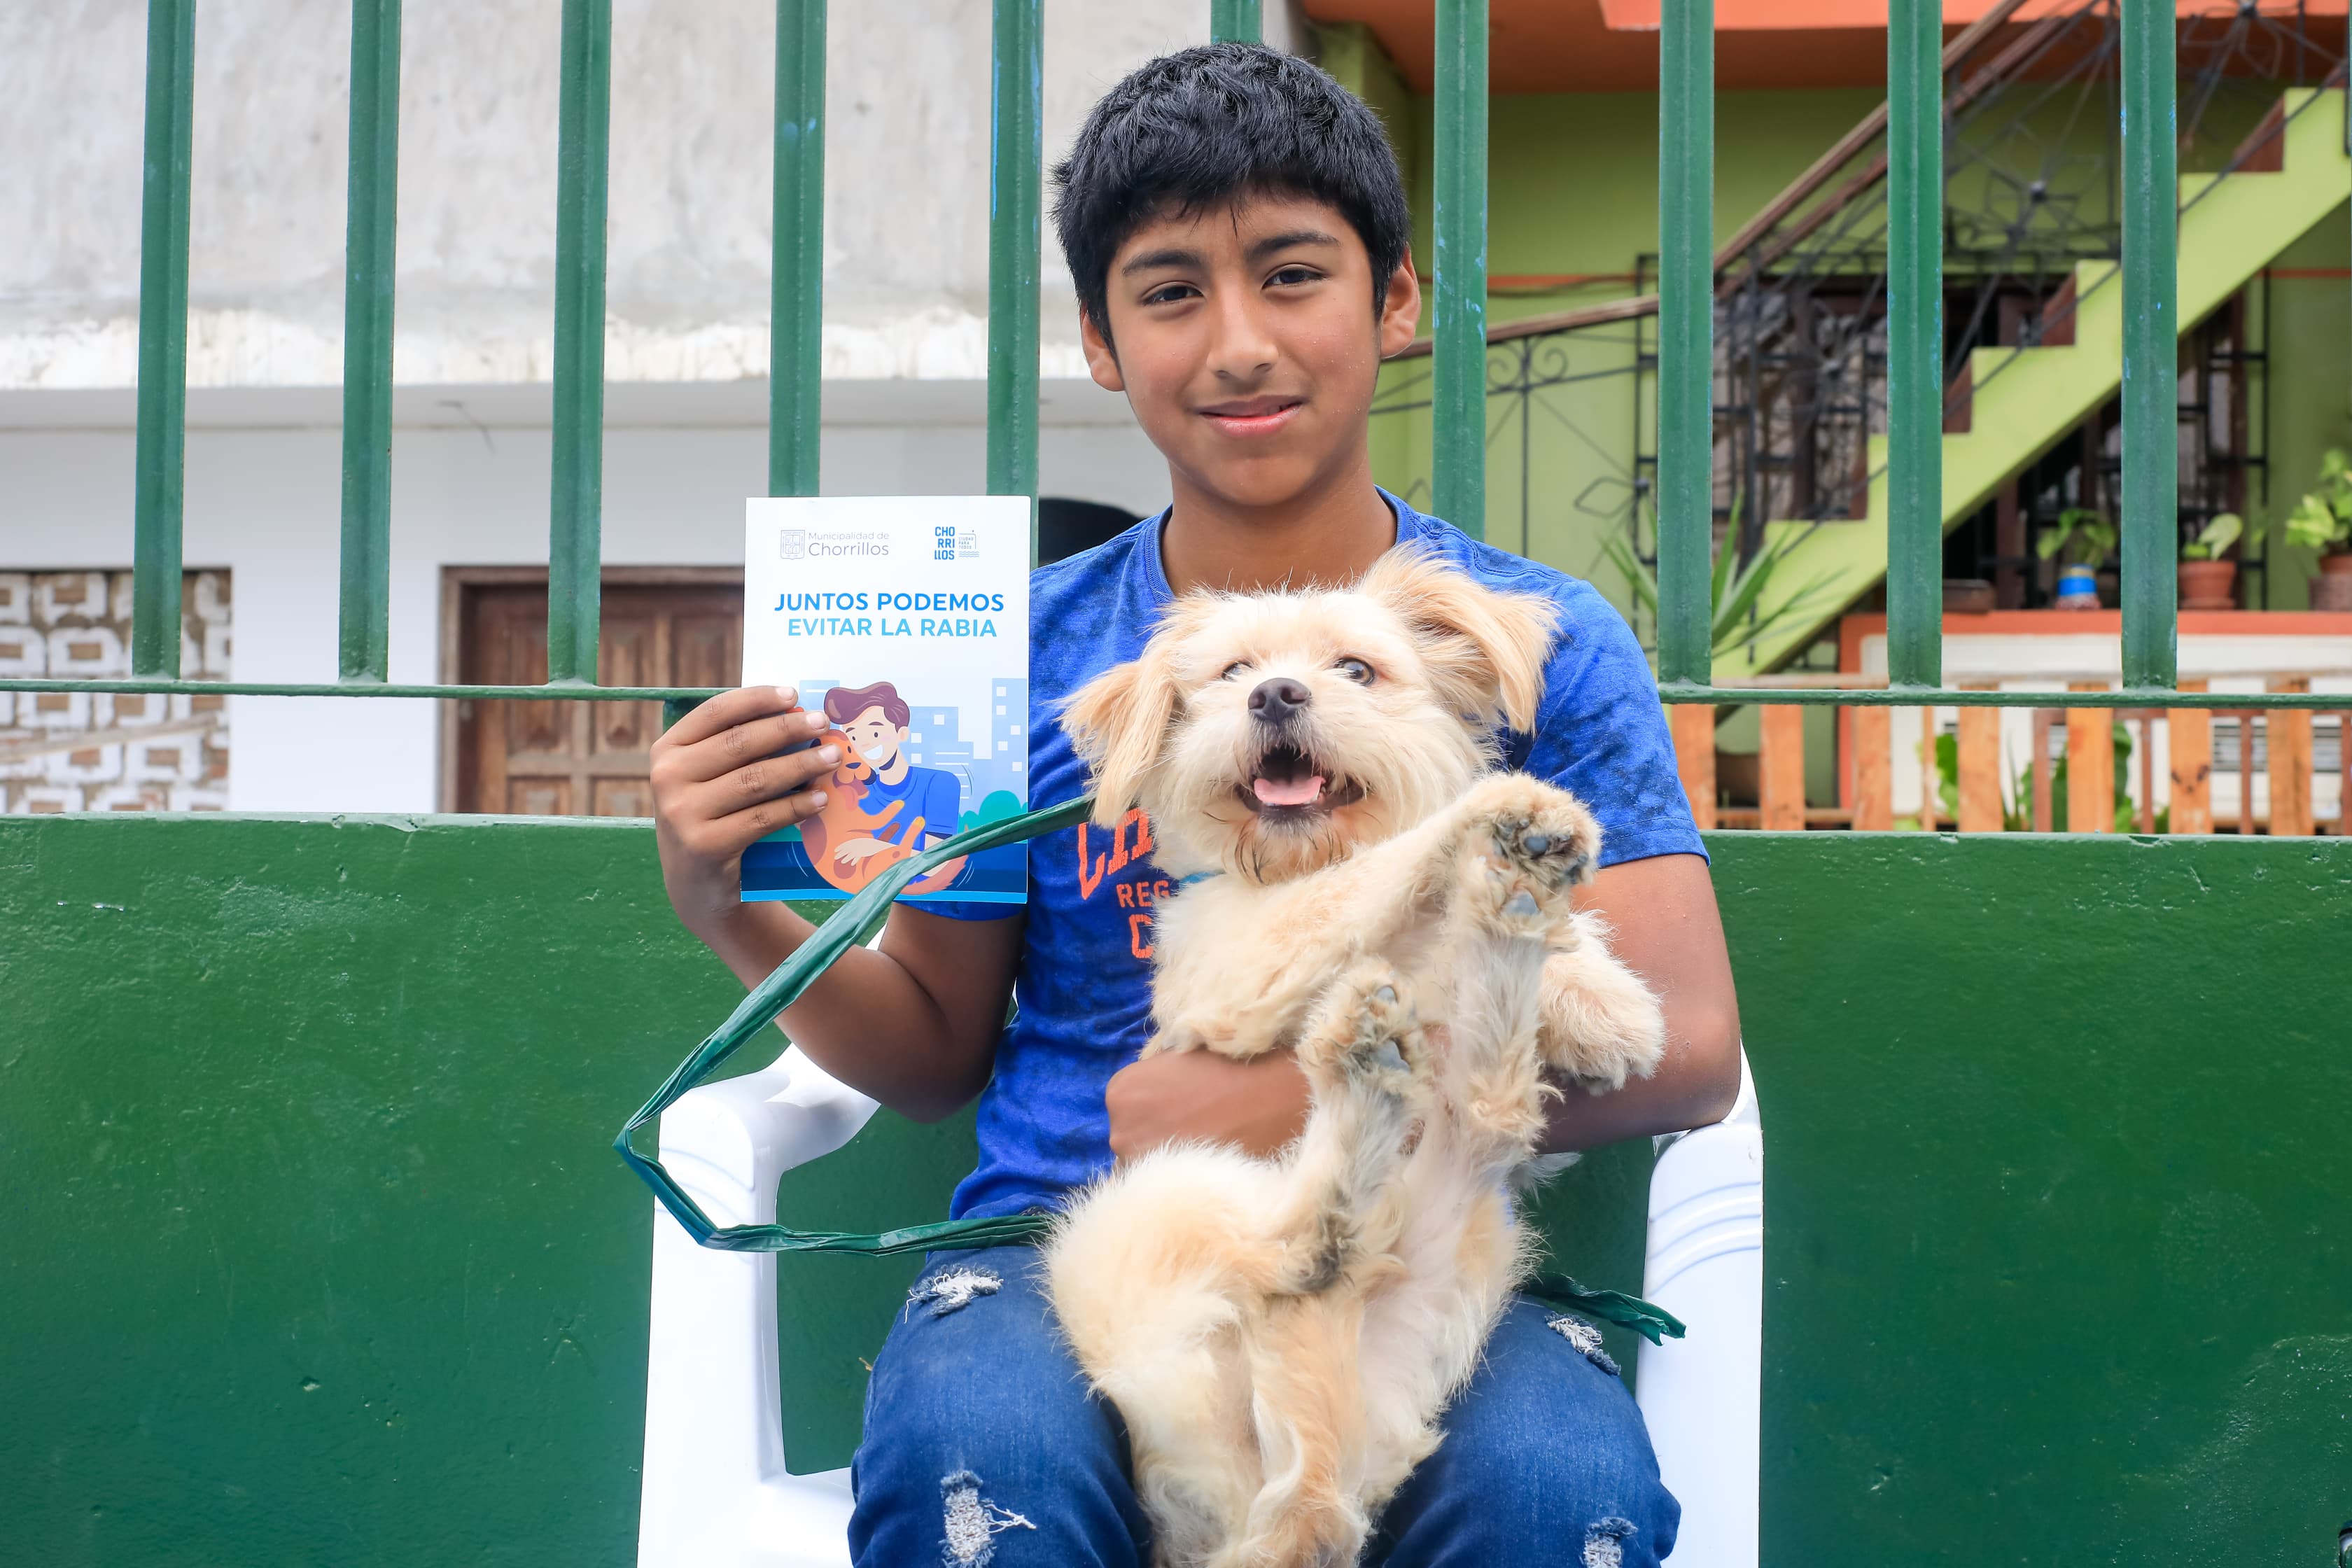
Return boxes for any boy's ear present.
[1362,548,1559,732]
[1060,639,1183,827]
[1378,246,1423,360]
[1079,305,1125,393]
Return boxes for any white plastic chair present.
[637,1046,1763,1567]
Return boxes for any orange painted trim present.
[1601,0,2343,26]
[1306,0,2348,92]
[1839,610,2352,652]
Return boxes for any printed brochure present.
[738,495,1031,904]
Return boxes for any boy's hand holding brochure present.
[648,685,837,937]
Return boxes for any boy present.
[650,43,1740,1567]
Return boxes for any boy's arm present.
[653,687,1021,1122]
[1103,853,1741,1159]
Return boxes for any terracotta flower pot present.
[2314,553,2352,612]
[1942,578,1996,615]
[2178,558,2237,611]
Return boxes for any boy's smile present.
[1079,193,1420,547]
[1197,393,1304,439]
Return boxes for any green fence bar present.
[1655,0,1714,687]
[1210,0,1261,46]
[987,0,1042,524]
[1883,0,1942,690]
[2120,0,2178,688]
[771,0,825,498]
[549,0,612,685]
[132,0,196,680]
[339,0,401,684]
[1430,0,1488,539]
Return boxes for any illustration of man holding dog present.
[650,42,1743,1566]
[818,681,961,872]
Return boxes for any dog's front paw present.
[1539,934,1667,1091]
[1147,1009,1278,1061]
[1452,776,1602,934]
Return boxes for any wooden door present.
[449,571,741,816]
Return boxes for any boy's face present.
[1082,195,1420,513]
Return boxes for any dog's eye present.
[1221,662,1249,680]
[1336,657,1375,685]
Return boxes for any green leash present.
[615,797,1688,1346]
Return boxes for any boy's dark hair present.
[1052,43,1410,340]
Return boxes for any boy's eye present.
[1336,658,1374,685]
[1268,265,1321,288]
[1143,281,1201,306]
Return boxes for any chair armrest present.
[656,1046,882,1228]
[639,1046,878,1567]
[1636,1045,1763,1568]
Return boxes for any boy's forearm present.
[696,900,1018,1122]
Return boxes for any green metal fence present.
[7,0,2350,729]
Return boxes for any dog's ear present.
[1362,547,1560,731]
[1061,637,1185,829]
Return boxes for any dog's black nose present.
[1249,677,1312,723]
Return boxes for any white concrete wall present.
[1,0,1314,386]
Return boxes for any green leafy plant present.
[2180,510,2243,561]
[1602,507,1840,663]
[2037,505,2118,569]
[2284,447,2352,555]
[2001,722,2138,832]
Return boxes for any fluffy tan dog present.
[1046,548,1669,1568]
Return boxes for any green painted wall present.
[1731,832,2352,1564]
[4,817,2348,1564]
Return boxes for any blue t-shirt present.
[939,492,1703,1221]
[858,762,962,848]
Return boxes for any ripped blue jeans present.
[848,1246,1679,1567]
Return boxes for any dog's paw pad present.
[1488,794,1602,892]
[1301,963,1424,1084]
[1502,890,1539,918]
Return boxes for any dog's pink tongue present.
[1252,774,1326,807]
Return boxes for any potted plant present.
[2178,510,2244,610]
[2038,505,2115,608]
[1601,496,1840,665]
[2286,447,2352,611]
